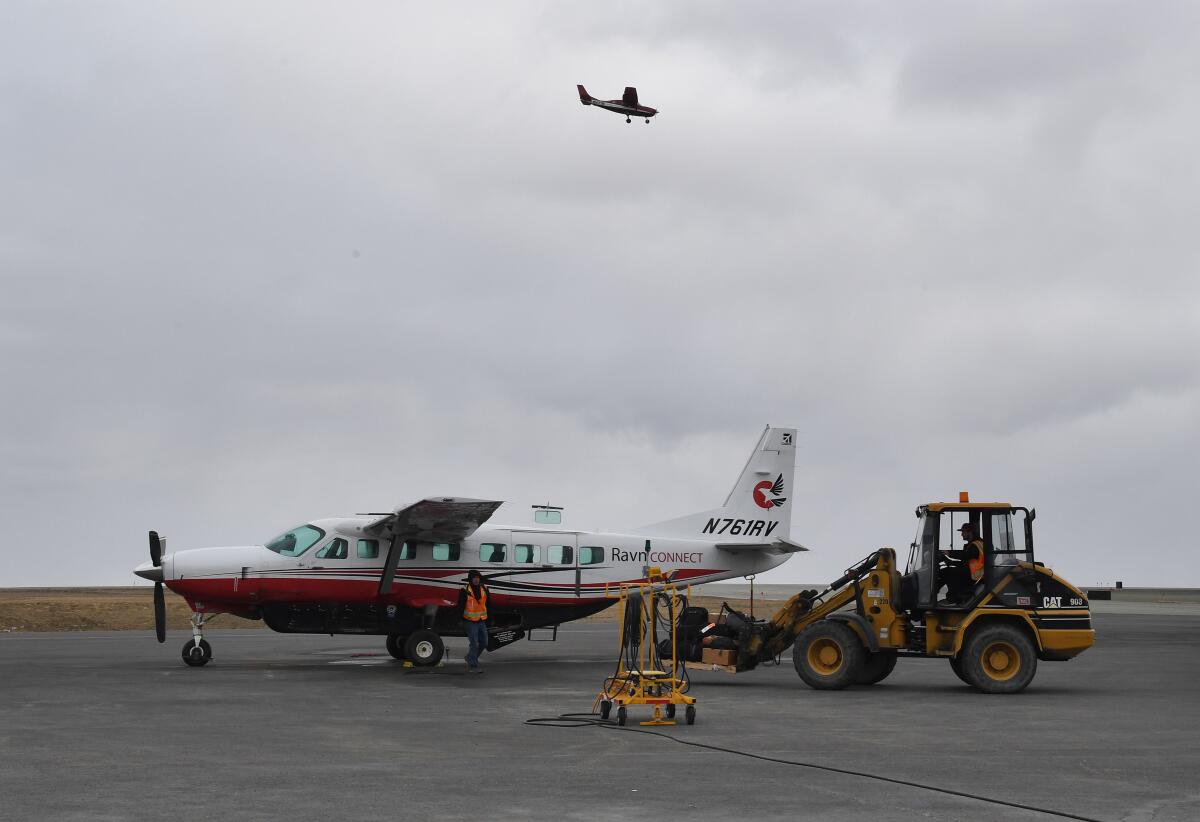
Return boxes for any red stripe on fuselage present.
[167,567,727,611]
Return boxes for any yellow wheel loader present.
[683,498,1094,694]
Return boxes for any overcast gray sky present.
[2,2,1197,588]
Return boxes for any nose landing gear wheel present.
[181,638,212,667]
[403,629,445,667]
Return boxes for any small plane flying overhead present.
[577,84,658,123]
[134,426,805,667]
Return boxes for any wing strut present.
[379,535,401,595]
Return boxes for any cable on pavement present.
[524,712,1107,822]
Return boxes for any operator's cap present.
[959,523,976,532]
[467,568,482,579]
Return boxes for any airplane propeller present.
[148,530,166,643]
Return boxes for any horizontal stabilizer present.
[716,539,809,555]
[364,497,502,542]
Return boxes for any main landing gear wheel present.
[793,621,865,690]
[961,624,1037,694]
[385,633,407,660]
[600,700,612,720]
[616,706,628,726]
[626,117,631,123]
[181,638,212,667]
[685,705,696,725]
[856,650,898,685]
[403,629,445,667]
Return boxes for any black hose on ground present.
[523,712,1108,822]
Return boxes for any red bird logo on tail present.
[752,474,787,510]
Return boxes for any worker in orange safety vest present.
[942,522,986,603]
[461,569,490,674]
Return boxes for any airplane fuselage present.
[587,99,658,119]
[154,517,788,637]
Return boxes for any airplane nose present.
[134,560,163,582]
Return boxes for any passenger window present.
[432,543,460,561]
[397,541,415,560]
[546,545,573,565]
[514,544,540,563]
[357,539,379,559]
[579,546,604,565]
[316,538,349,560]
[534,510,562,525]
[480,543,507,563]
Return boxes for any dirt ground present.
[0,588,781,632]
[0,588,253,632]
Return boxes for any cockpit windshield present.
[265,524,325,556]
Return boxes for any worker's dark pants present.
[466,620,487,668]
[945,568,975,602]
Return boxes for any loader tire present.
[949,656,971,685]
[856,650,897,685]
[793,621,865,690]
[961,623,1037,694]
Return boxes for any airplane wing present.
[364,497,503,543]
[716,538,809,555]
[622,86,639,107]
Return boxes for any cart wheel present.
[617,706,627,726]
[666,704,676,719]
[600,700,612,720]
[685,705,696,725]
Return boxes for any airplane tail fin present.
[577,84,592,104]
[637,426,797,540]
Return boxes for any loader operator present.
[940,522,986,604]
[461,570,489,674]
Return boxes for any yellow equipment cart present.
[597,570,697,726]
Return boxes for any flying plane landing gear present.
[626,116,631,123]
[182,613,213,667]
[645,118,650,124]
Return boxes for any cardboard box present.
[702,648,736,666]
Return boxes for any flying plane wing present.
[716,538,809,555]
[364,497,503,543]
[622,86,639,107]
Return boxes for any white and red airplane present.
[577,84,658,123]
[134,426,805,667]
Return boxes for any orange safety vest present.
[464,585,488,622]
[967,539,985,582]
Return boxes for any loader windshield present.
[906,512,939,608]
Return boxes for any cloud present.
[1,2,1197,589]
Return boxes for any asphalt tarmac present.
[2,611,1197,822]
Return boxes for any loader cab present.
[903,501,1035,611]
